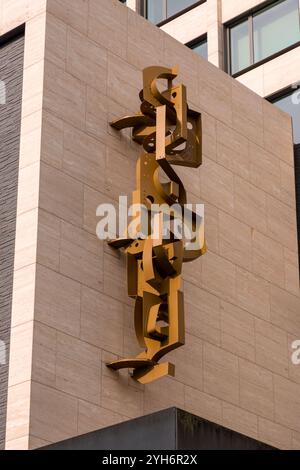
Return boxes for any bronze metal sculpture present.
[107,66,206,384]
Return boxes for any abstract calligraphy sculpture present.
[107,66,206,384]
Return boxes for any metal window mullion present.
[143,0,147,18]
[227,27,232,75]
[249,15,254,66]
[164,0,168,21]
[140,0,146,17]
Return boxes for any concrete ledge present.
[42,408,275,450]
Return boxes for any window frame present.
[267,84,300,143]
[266,85,298,103]
[143,0,207,27]
[294,143,300,274]
[268,86,300,274]
[186,34,208,59]
[225,0,300,77]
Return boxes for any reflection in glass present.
[147,0,198,24]
[190,38,208,59]
[273,90,300,144]
[147,0,165,24]
[167,0,197,18]
[230,20,250,74]
[253,0,300,62]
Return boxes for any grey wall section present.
[295,144,300,271]
[43,408,274,450]
[0,30,24,450]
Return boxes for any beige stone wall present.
[160,0,224,67]
[221,0,266,23]
[1,0,46,451]
[161,2,208,44]
[2,0,300,451]
[237,45,300,97]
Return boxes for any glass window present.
[189,37,208,59]
[147,0,165,24]
[230,20,251,75]
[167,0,198,18]
[272,89,300,144]
[253,0,300,62]
[228,0,300,75]
[147,1,199,24]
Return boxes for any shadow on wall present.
[0,31,24,450]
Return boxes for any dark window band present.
[0,26,24,450]
[268,87,300,276]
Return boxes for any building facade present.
[0,0,300,450]
[129,0,300,97]
[129,0,300,262]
